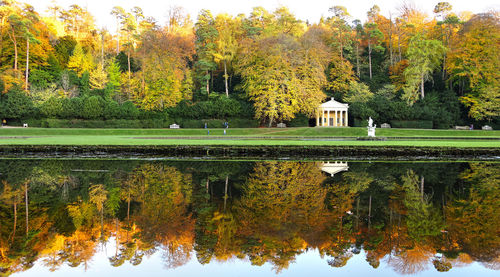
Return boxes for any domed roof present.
[320,98,349,109]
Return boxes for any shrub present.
[104,100,121,119]
[390,120,433,129]
[1,86,36,119]
[81,96,104,119]
[120,101,140,119]
[40,97,63,118]
[29,69,53,89]
[288,114,310,127]
[349,102,378,123]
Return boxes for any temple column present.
[326,109,330,126]
[316,110,319,126]
[344,110,348,126]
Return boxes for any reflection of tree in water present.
[126,164,194,269]
[0,160,498,275]
[233,162,328,272]
[446,163,500,266]
[387,244,434,274]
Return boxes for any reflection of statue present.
[368,117,373,128]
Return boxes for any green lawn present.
[0,127,499,148]
[1,127,499,137]
[0,136,499,148]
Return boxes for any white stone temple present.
[316,98,349,127]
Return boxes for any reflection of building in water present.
[321,161,349,176]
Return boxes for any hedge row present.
[352,119,433,129]
[22,118,260,129]
[390,120,433,129]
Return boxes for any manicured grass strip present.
[0,135,499,147]
[1,127,499,137]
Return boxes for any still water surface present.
[0,159,498,276]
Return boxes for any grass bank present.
[1,127,499,138]
[0,136,499,148]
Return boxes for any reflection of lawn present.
[1,127,500,138]
[0,135,499,148]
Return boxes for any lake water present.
[0,159,498,276]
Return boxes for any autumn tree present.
[67,43,93,75]
[237,34,327,126]
[448,12,500,120]
[133,29,194,110]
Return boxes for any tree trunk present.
[224,175,228,212]
[224,60,229,97]
[25,183,28,235]
[0,17,4,57]
[397,31,402,62]
[368,195,372,229]
[116,19,120,54]
[127,193,130,223]
[421,74,425,98]
[101,33,105,71]
[205,70,209,96]
[12,202,17,242]
[115,218,119,256]
[389,14,394,66]
[141,49,146,94]
[210,70,214,91]
[420,176,425,201]
[25,39,29,91]
[442,54,446,81]
[100,210,103,234]
[356,43,360,77]
[10,29,18,73]
[127,49,131,98]
[368,40,372,80]
[339,30,343,60]
[268,115,274,128]
[356,197,360,230]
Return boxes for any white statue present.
[367,117,376,137]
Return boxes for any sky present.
[19,0,500,31]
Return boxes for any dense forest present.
[0,0,498,128]
[0,160,498,274]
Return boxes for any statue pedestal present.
[367,126,376,137]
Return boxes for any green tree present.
[213,14,237,97]
[106,60,121,99]
[344,82,374,103]
[403,34,446,104]
[364,22,384,80]
[194,10,217,96]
